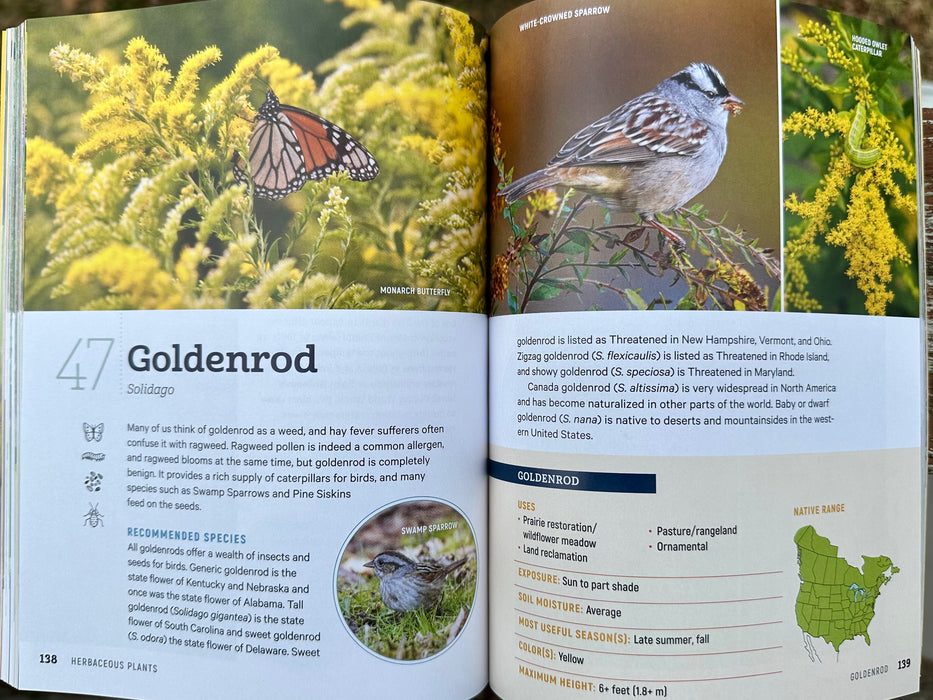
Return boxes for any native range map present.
[794,525,898,659]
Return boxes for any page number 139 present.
[56,338,114,390]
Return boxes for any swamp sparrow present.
[364,550,468,613]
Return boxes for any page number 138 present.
[56,338,114,390]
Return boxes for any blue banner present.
[489,460,656,493]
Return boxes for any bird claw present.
[648,219,685,249]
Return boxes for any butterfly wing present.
[281,104,379,183]
[236,109,309,199]
[235,90,378,200]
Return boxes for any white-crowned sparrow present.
[500,62,743,219]
[364,550,467,613]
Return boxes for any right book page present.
[486,1,924,698]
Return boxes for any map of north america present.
[794,525,898,656]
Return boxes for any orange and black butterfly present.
[234,89,378,199]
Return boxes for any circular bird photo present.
[335,499,477,661]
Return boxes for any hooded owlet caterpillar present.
[844,102,881,168]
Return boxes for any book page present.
[487,2,923,699]
[5,1,488,698]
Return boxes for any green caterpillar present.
[844,102,881,168]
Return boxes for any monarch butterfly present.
[234,89,379,199]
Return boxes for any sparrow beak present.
[724,94,744,116]
[363,559,374,569]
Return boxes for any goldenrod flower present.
[781,10,916,315]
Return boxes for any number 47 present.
[56,338,114,390]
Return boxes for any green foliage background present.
[22,0,488,312]
[781,5,918,316]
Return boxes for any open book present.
[0,0,924,698]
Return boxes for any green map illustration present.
[794,525,898,655]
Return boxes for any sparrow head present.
[364,550,412,579]
[667,62,743,120]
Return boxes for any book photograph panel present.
[21,0,487,314]
[489,0,782,314]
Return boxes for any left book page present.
[1,1,488,698]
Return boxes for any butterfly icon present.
[234,89,379,200]
[83,422,104,442]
